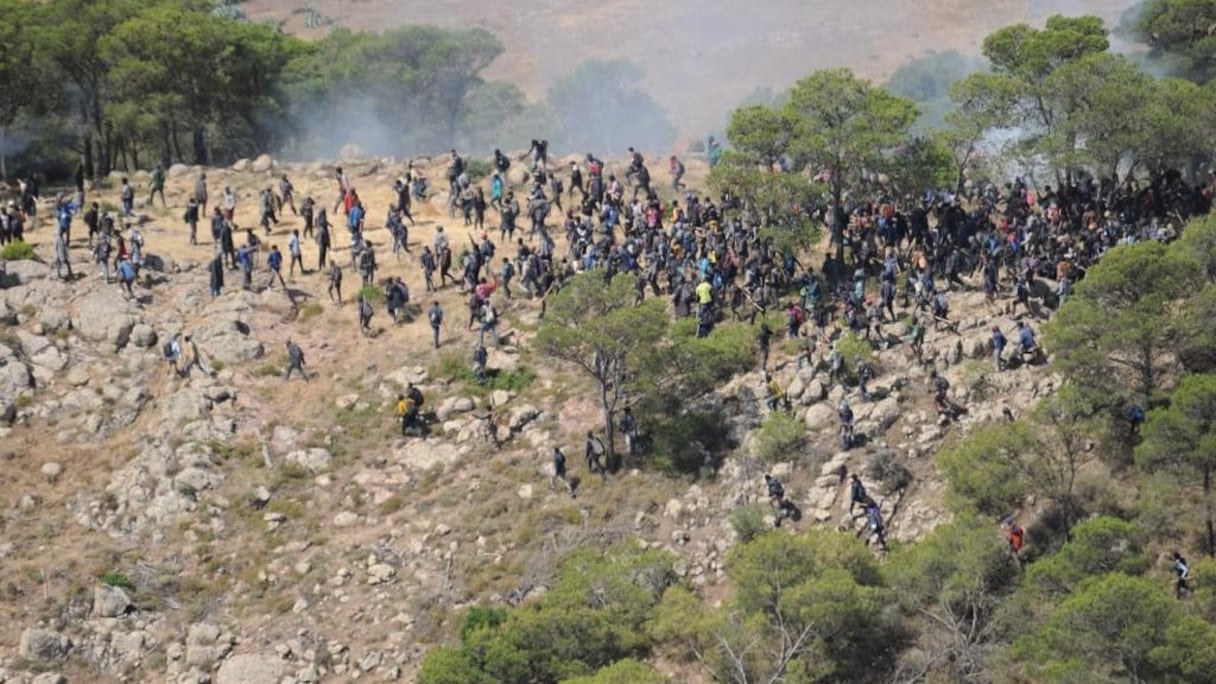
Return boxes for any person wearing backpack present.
[284,339,309,382]
[585,432,608,480]
[163,334,182,377]
[357,294,374,337]
[862,501,889,551]
[479,301,500,348]
[929,370,952,414]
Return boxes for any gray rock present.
[436,396,475,421]
[19,628,71,661]
[31,674,67,684]
[193,318,263,364]
[286,448,333,473]
[130,324,158,348]
[508,404,540,432]
[167,163,191,178]
[215,654,285,684]
[93,583,133,617]
[333,511,358,527]
[73,288,142,351]
[4,259,51,285]
[804,403,836,431]
[232,159,250,172]
[251,154,275,173]
[38,307,71,333]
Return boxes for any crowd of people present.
[5,134,1212,564]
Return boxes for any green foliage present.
[708,530,901,682]
[434,352,536,395]
[938,422,1039,517]
[1132,0,1216,81]
[1013,573,1178,681]
[1026,517,1147,597]
[100,571,135,590]
[1137,372,1216,555]
[835,332,874,376]
[537,272,668,457]
[667,319,755,393]
[357,285,383,303]
[729,505,773,544]
[0,241,36,261]
[1044,241,1198,409]
[886,519,1018,679]
[560,658,667,684]
[752,411,806,463]
[785,68,919,204]
[418,544,675,684]
[645,408,730,476]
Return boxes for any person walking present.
[428,300,444,349]
[550,447,575,496]
[284,339,309,382]
[288,229,304,278]
[327,261,343,305]
[266,244,286,290]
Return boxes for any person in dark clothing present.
[208,254,224,298]
[757,321,774,371]
[585,432,608,480]
[284,339,309,382]
[550,447,575,496]
[849,473,871,515]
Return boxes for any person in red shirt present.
[1004,516,1025,560]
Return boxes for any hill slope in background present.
[243,0,1132,135]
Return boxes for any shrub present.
[464,158,493,183]
[358,285,384,303]
[836,332,874,376]
[730,504,772,543]
[753,411,807,462]
[101,571,135,590]
[1,241,36,261]
[432,352,536,395]
[297,302,324,322]
[649,409,731,476]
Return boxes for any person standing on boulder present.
[284,339,309,382]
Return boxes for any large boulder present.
[251,154,275,173]
[167,163,191,179]
[19,628,72,661]
[215,654,285,684]
[73,288,142,351]
[93,584,133,618]
[286,448,333,473]
[193,318,264,365]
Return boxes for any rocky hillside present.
[0,154,1059,684]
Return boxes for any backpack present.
[768,479,784,498]
[162,341,175,359]
[408,386,424,407]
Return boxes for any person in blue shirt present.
[266,245,286,290]
[992,326,1007,371]
[1017,321,1037,353]
[117,258,136,298]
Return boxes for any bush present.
[669,319,755,392]
[836,332,874,377]
[730,504,772,543]
[358,285,384,303]
[752,411,807,463]
[432,351,537,395]
[101,571,135,590]
[865,451,913,495]
[297,302,324,322]
[464,158,493,183]
[0,241,36,261]
[648,409,731,476]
